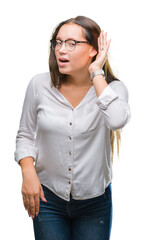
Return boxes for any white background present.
[0,0,144,239]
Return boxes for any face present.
[54,23,97,76]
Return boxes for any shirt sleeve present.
[14,76,38,165]
[96,80,131,131]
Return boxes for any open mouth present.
[59,59,69,66]
[59,59,69,62]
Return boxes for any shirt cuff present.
[96,85,119,110]
[14,146,38,164]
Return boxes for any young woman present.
[14,16,131,240]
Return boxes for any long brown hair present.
[48,15,121,163]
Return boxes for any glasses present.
[50,39,89,51]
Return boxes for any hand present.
[21,168,47,220]
[89,30,111,73]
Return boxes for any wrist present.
[90,69,105,82]
[89,66,102,75]
[20,157,35,169]
[22,166,36,179]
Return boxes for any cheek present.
[71,51,90,66]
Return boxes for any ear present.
[89,46,97,57]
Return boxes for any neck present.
[65,69,93,88]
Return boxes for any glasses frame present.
[50,39,89,51]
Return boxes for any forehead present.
[56,23,85,40]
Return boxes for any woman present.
[14,16,131,240]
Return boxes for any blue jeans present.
[33,183,113,240]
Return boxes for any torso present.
[57,83,93,109]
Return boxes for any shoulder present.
[30,71,52,91]
[27,72,52,99]
[32,71,51,85]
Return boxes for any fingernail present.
[36,212,38,217]
[44,198,47,203]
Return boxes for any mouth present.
[58,58,69,67]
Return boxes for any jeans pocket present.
[41,184,61,203]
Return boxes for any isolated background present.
[0,0,144,239]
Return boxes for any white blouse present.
[14,72,131,201]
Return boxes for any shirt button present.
[69,136,72,140]
[70,122,72,125]
[69,151,71,155]
[69,168,71,171]
[68,181,71,184]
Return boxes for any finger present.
[100,30,106,51]
[99,31,103,51]
[98,33,101,52]
[106,39,111,52]
[35,195,40,216]
[40,185,47,203]
[25,196,30,211]
[28,205,31,217]
[104,32,107,49]
[29,196,35,217]
[23,199,28,211]
[22,194,27,210]
[22,188,27,210]
[101,30,105,49]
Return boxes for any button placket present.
[67,108,74,189]
[68,134,72,172]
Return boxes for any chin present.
[58,68,70,75]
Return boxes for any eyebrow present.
[56,37,77,40]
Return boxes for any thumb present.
[40,185,47,203]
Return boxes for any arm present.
[90,73,108,98]
[88,30,131,130]
[14,77,47,220]
[14,77,38,165]
[19,156,35,170]
[95,79,131,131]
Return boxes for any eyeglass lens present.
[52,39,76,51]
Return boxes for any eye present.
[56,40,62,45]
[66,40,76,46]
[70,43,75,46]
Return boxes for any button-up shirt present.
[14,72,131,201]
